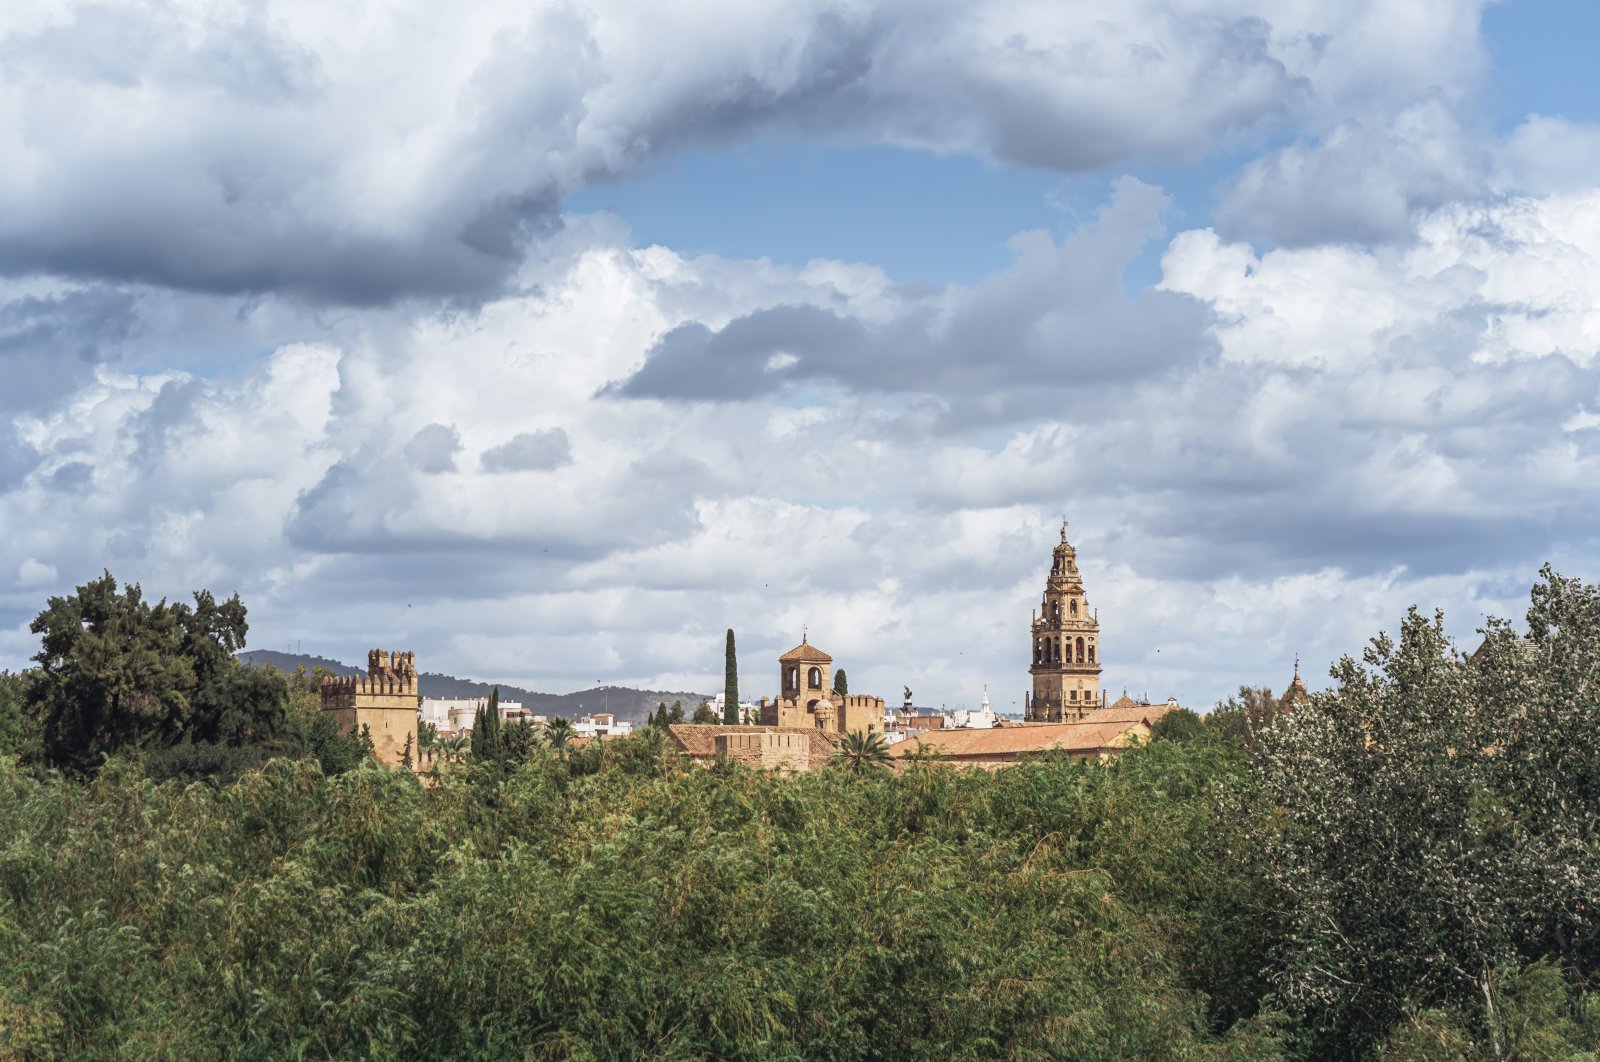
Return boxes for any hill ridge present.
[235,650,713,725]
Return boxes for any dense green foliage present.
[833,667,848,696]
[0,739,1283,1058]
[724,628,739,725]
[6,568,1600,1057]
[1247,566,1600,1057]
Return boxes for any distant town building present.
[321,649,420,768]
[949,687,1000,730]
[574,713,633,739]
[710,691,760,724]
[758,635,885,735]
[1027,521,1105,721]
[421,696,527,734]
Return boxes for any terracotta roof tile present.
[1077,702,1179,727]
[778,641,833,663]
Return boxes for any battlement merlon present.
[322,649,419,711]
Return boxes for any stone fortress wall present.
[715,731,810,772]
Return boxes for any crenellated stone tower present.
[321,649,421,768]
[1026,522,1104,721]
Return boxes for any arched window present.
[808,666,822,689]
[786,666,798,690]
[1087,644,1095,663]
[1076,637,1085,663]
[1070,599,1078,616]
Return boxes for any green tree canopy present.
[832,668,848,696]
[1247,566,1600,1055]
[26,572,297,777]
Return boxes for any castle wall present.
[322,648,420,769]
[836,694,885,736]
[715,731,810,773]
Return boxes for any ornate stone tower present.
[1026,522,1103,721]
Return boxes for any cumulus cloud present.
[0,0,1489,303]
[481,429,573,473]
[613,177,1210,415]
[3,178,1597,706]
[1217,98,1487,246]
[403,424,462,474]
[1217,106,1600,250]
[0,0,1585,713]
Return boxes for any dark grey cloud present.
[0,287,138,408]
[481,429,573,473]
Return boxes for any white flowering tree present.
[1248,566,1600,1054]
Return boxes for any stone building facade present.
[759,636,885,735]
[321,649,421,768]
[1026,523,1105,721]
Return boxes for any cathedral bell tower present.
[1026,521,1103,721]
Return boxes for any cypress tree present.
[470,704,485,761]
[833,668,848,697]
[724,629,740,725]
[482,687,503,763]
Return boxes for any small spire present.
[1293,653,1300,680]
[802,626,807,644]
[1060,516,1069,543]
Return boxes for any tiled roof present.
[778,641,833,663]
[889,719,1146,759]
[665,724,839,771]
[1077,702,1179,727]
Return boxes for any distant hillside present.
[236,650,713,726]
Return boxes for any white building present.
[949,687,999,730]
[421,696,528,734]
[573,713,634,739]
[710,692,760,724]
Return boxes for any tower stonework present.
[321,649,421,768]
[1026,522,1103,721]
[759,635,884,736]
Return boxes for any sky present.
[2,0,1599,712]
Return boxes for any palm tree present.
[440,734,468,764]
[832,730,892,775]
[545,716,574,749]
